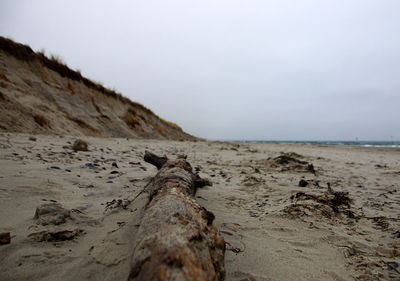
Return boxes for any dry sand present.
[0,132,399,281]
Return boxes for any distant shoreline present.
[226,140,400,148]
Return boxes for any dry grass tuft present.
[160,118,183,131]
[153,123,168,138]
[49,54,66,65]
[122,110,141,129]
[0,69,10,82]
[67,81,75,94]
[67,116,100,134]
[71,139,88,151]
[33,114,51,127]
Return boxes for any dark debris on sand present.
[264,152,316,174]
[286,185,355,219]
[28,229,83,242]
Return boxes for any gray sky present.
[1,0,399,140]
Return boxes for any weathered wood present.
[144,151,212,189]
[128,152,225,281]
[144,151,168,170]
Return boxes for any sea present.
[242,140,400,148]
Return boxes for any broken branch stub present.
[144,151,168,170]
[128,152,225,281]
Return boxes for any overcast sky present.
[1,0,399,140]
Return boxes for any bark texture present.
[128,152,225,281]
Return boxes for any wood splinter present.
[128,151,225,281]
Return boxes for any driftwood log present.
[128,151,225,281]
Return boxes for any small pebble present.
[0,232,11,245]
[299,179,309,187]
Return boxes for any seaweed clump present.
[268,152,316,174]
[285,185,355,219]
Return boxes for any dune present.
[0,36,195,140]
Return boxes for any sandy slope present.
[0,132,399,281]
[0,39,195,140]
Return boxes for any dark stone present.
[84,162,99,168]
[71,139,88,151]
[299,179,309,187]
[0,232,11,245]
[112,162,119,168]
[110,171,119,174]
[50,166,61,169]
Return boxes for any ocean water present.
[242,140,400,148]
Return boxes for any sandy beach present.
[2,4,400,279]
[0,132,399,281]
